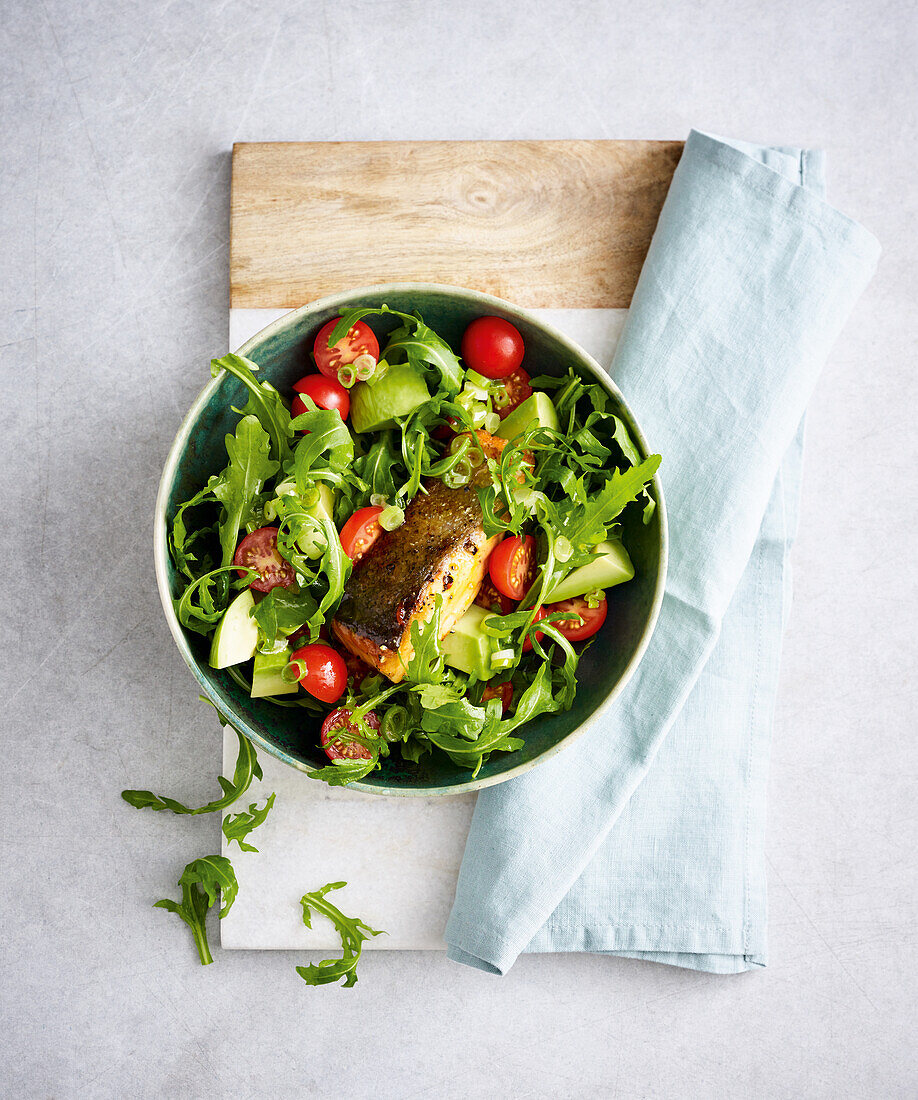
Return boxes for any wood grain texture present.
[230,140,683,310]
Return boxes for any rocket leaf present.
[296,881,385,987]
[154,855,238,966]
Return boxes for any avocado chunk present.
[350,362,430,434]
[209,589,258,669]
[545,539,634,602]
[296,482,336,560]
[496,391,560,441]
[250,647,298,698]
[442,603,498,681]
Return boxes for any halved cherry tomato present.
[494,368,533,420]
[461,316,525,379]
[482,681,514,712]
[475,577,515,615]
[321,707,381,762]
[489,534,536,601]
[544,595,608,642]
[339,506,384,562]
[233,527,295,593]
[521,606,547,653]
[292,373,350,421]
[291,643,347,704]
[313,318,379,379]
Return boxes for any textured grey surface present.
[2,1,916,1097]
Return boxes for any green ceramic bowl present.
[154,283,667,796]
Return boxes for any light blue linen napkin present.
[445,130,880,975]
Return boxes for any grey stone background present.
[2,1,915,1097]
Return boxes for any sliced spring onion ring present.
[490,648,516,670]
[337,363,357,388]
[379,504,405,530]
[282,660,306,683]
[443,466,470,489]
[465,369,496,390]
[554,536,573,562]
[463,380,491,402]
[380,705,408,741]
[354,352,377,380]
[367,359,389,385]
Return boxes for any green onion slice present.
[338,364,357,388]
[380,705,408,741]
[379,505,405,531]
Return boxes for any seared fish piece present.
[332,431,507,682]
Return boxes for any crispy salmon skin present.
[331,430,507,682]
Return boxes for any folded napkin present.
[445,130,880,974]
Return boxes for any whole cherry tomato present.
[461,316,525,379]
[292,373,350,421]
[291,643,347,704]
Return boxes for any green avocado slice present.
[250,647,298,698]
[442,603,498,681]
[350,362,430,433]
[496,391,560,441]
[209,589,258,669]
[545,539,634,602]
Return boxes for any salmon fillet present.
[331,430,507,682]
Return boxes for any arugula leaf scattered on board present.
[296,881,385,987]
[154,855,238,966]
[122,728,267,816]
[222,792,277,853]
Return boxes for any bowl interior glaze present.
[154,284,667,796]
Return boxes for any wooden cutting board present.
[222,140,680,952]
[230,140,682,310]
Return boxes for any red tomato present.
[292,374,350,421]
[489,534,536,601]
[233,527,295,593]
[321,707,381,762]
[313,318,379,379]
[544,595,608,642]
[521,606,547,653]
[482,681,514,712]
[494,368,533,420]
[291,643,347,704]
[475,577,515,615]
[461,316,525,379]
[339,506,384,562]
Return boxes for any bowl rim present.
[154,281,668,797]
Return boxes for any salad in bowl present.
[156,286,664,794]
